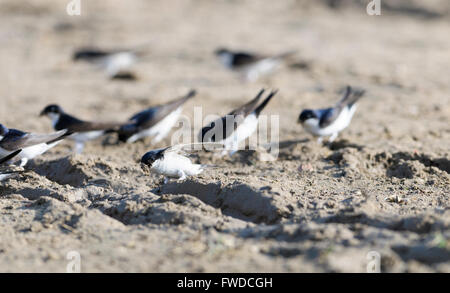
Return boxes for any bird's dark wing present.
[319,86,366,128]
[228,89,266,117]
[318,87,353,129]
[203,113,250,142]
[232,52,263,67]
[0,129,67,151]
[228,88,277,122]
[54,114,85,131]
[77,121,124,132]
[335,86,366,109]
[318,108,341,128]
[129,90,196,129]
[201,89,276,141]
[118,90,196,142]
[73,49,110,60]
[233,50,297,67]
[0,149,21,164]
[55,114,123,133]
[253,90,278,116]
[206,116,235,141]
[128,107,159,128]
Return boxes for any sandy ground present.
[0,0,449,272]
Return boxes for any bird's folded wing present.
[0,130,67,151]
[335,86,366,108]
[216,89,276,139]
[318,108,341,128]
[229,89,265,117]
[70,121,125,132]
[130,90,196,129]
[232,52,264,67]
[130,105,178,130]
[0,149,22,164]
[319,86,358,128]
[320,86,366,128]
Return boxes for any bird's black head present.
[140,151,161,169]
[214,48,229,56]
[298,110,317,124]
[40,104,63,116]
[0,124,9,136]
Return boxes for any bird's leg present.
[177,170,187,182]
[74,142,85,154]
[329,133,338,143]
[19,158,28,167]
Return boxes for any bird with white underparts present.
[140,143,223,184]
[199,89,278,156]
[214,47,296,82]
[0,150,25,181]
[117,89,196,144]
[0,124,69,167]
[297,86,366,143]
[40,105,124,154]
[72,46,147,80]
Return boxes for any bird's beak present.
[140,162,150,173]
[39,110,46,117]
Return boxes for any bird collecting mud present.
[141,143,223,184]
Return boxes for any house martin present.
[215,48,296,82]
[40,105,124,154]
[199,89,278,156]
[298,86,366,143]
[0,124,69,167]
[118,90,196,144]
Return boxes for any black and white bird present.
[215,48,296,82]
[117,90,196,144]
[298,86,366,143]
[141,143,222,183]
[0,124,69,167]
[0,150,24,181]
[73,47,144,79]
[199,89,278,156]
[40,105,124,154]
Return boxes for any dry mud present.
[0,0,449,272]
